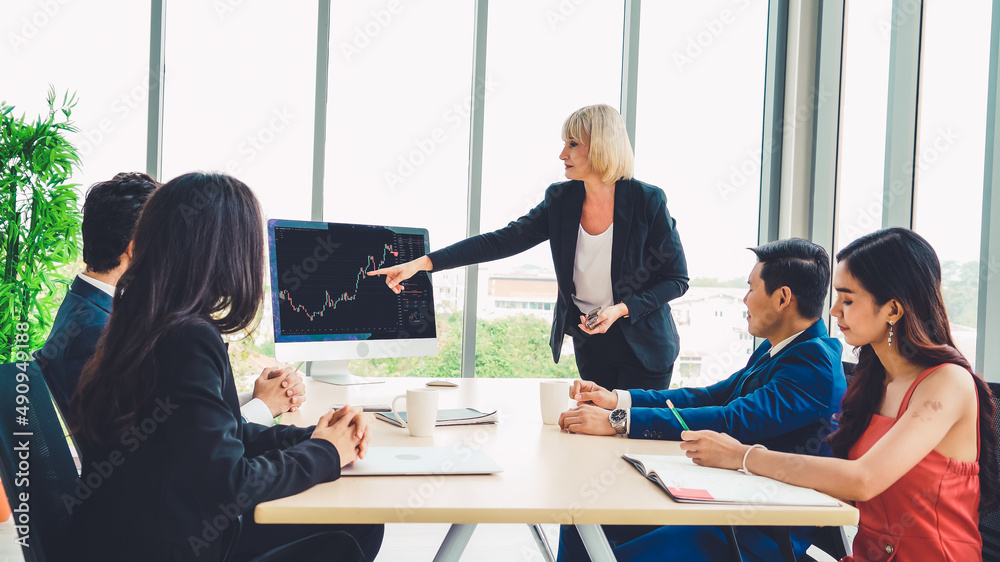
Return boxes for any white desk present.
[256,377,858,561]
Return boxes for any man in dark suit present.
[37,172,305,425]
[557,238,846,561]
[36,172,159,413]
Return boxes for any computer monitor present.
[268,219,437,385]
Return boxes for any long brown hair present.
[71,173,264,445]
[828,228,998,511]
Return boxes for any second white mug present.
[540,380,571,425]
[391,388,439,437]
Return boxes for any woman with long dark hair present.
[70,173,383,561]
[680,228,998,561]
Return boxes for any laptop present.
[340,447,503,476]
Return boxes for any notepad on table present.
[622,453,841,507]
[376,408,498,427]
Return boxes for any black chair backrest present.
[982,382,1000,561]
[0,361,78,562]
[842,361,857,388]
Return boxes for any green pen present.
[666,399,690,431]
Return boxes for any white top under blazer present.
[571,223,615,314]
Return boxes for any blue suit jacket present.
[36,276,112,415]
[428,179,689,372]
[629,319,845,455]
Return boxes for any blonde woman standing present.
[372,104,688,390]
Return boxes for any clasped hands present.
[311,405,375,468]
[557,380,620,435]
[253,365,307,417]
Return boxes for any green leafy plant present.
[0,87,82,361]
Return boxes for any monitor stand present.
[306,360,385,386]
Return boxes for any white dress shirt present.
[78,272,116,297]
[238,391,276,426]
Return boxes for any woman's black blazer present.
[428,178,688,372]
[71,321,341,561]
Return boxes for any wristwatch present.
[609,408,627,435]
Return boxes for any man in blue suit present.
[557,238,846,561]
[36,172,306,426]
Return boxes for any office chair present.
[748,361,858,562]
[792,361,860,561]
[842,360,856,387]
[981,382,1000,561]
[0,361,78,562]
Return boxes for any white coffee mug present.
[540,380,572,425]
[391,388,439,437]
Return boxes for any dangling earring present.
[888,320,894,347]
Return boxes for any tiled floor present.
[0,517,846,561]
[0,518,558,561]
[0,518,21,562]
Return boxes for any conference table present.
[255,377,858,561]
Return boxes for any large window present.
[912,1,992,365]
[473,0,625,378]
[832,0,893,358]
[835,0,893,253]
[3,1,150,194]
[324,0,474,377]
[2,1,151,345]
[161,2,317,221]
[160,3,319,385]
[634,0,769,386]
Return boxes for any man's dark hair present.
[73,172,264,445]
[749,238,830,319]
[81,172,159,273]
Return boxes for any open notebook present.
[623,454,841,507]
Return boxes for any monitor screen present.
[268,219,436,365]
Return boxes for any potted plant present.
[0,87,83,361]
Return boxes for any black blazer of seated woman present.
[69,172,382,562]
[427,178,688,390]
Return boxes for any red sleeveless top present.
[842,364,982,562]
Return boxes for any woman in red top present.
[681,228,998,561]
